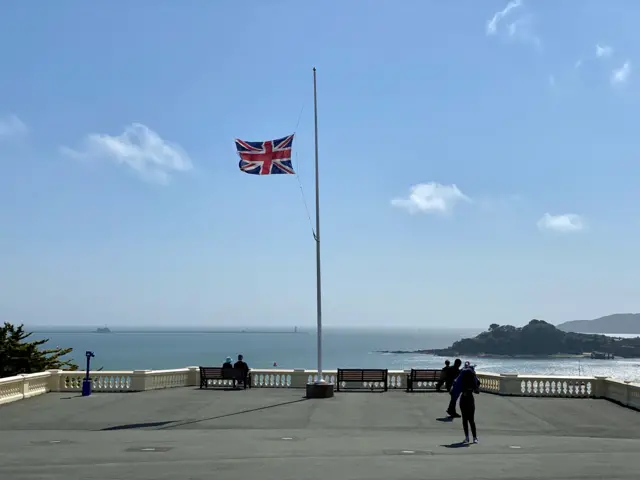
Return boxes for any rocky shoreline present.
[376,350,590,359]
[378,320,640,359]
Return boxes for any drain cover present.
[125,447,173,453]
[383,449,433,456]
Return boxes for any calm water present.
[30,327,640,383]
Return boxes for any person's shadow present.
[441,441,469,448]
[436,416,454,423]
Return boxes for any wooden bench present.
[199,367,251,389]
[336,368,388,392]
[406,369,441,392]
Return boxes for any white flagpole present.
[312,67,324,383]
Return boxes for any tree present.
[0,322,78,378]
[489,323,500,331]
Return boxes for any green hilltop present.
[431,319,640,358]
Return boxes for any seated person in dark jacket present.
[233,354,250,385]
[222,356,233,370]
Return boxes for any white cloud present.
[0,114,28,140]
[486,1,540,50]
[62,123,193,184]
[537,213,585,233]
[391,182,470,215]
[611,61,631,86]
[486,0,523,35]
[595,44,613,58]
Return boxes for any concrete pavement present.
[0,387,638,479]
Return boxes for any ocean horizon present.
[23,326,640,383]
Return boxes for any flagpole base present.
[306,381,334,399]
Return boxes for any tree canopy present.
[432,319,640,357]
[0,322,78,378]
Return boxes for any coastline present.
[377,350,599,359]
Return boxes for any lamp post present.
[82,351,95,397]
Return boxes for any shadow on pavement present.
[442,441,469,448]
[158,397,308,429]
[100,421,177,431]
[436,416,454,423]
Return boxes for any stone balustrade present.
[1,368,638,410]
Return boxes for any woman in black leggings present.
[452,362,481,443]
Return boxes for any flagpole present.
[312,67,324,384]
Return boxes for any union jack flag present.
[235,134,295,175]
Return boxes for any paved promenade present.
[0,388,638,479]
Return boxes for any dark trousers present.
[460,393,477,438]
[447,391,460,415]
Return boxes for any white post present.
[313,66,325,385]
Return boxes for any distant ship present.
[96,327,111,333]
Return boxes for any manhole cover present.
[125,447,173,453]
[383,449,433,456]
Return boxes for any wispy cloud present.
[391,182,471,215]
[61,123,193,185]
[0,114,28,141]
[537,213,585,233]
[486,1,541,50]
[486,0,523,35]
[610,61,631,86]
[595,43,613,58]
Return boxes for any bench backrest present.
[200,367,223,378]
[410,369,440,381]
[200,366,249,380]
[338,369,388,382]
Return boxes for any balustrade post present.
[46,370,62,392]
[186,366,199,387]
[19,375,28,398]
[290,369,308,388]
[623,381,632,406]
[499,373,521,396]
[131,370,151,391]
[592,376,609,398]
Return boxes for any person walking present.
[451,361,481,444]
[435,360,450,392]
[445,358,462,417]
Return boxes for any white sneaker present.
[463,437,470,443]
[473,437,479,444]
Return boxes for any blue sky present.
[2,0,640,328]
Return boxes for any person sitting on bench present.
[234,354,250,386]
[222,356,233,370]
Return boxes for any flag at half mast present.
[235,134,295,175]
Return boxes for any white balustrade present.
[517,375,593,397]
[0,372,51,405]
[0,367,638,411]
[476,372,501,393]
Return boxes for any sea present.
[28,327,640,383]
